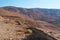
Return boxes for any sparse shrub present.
[25,29,32,34]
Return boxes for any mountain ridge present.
[0,6,60,40]
[2,6,60,27]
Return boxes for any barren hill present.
[0,6,59,40]
[2,6,60,27]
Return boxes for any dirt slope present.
[0,7,58,40]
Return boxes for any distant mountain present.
[2,6,60,27]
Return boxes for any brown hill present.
[0,6,59,40]
[2,6,60,27]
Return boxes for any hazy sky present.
[0,0,60,8]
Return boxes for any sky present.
[0,0,60,9]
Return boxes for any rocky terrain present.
[3,6,60,27]
[0,6,59,40]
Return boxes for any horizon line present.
[0,6,60,9]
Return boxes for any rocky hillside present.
[2,6,60,27]
[0,13,57,40]
[0,6,59,40]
